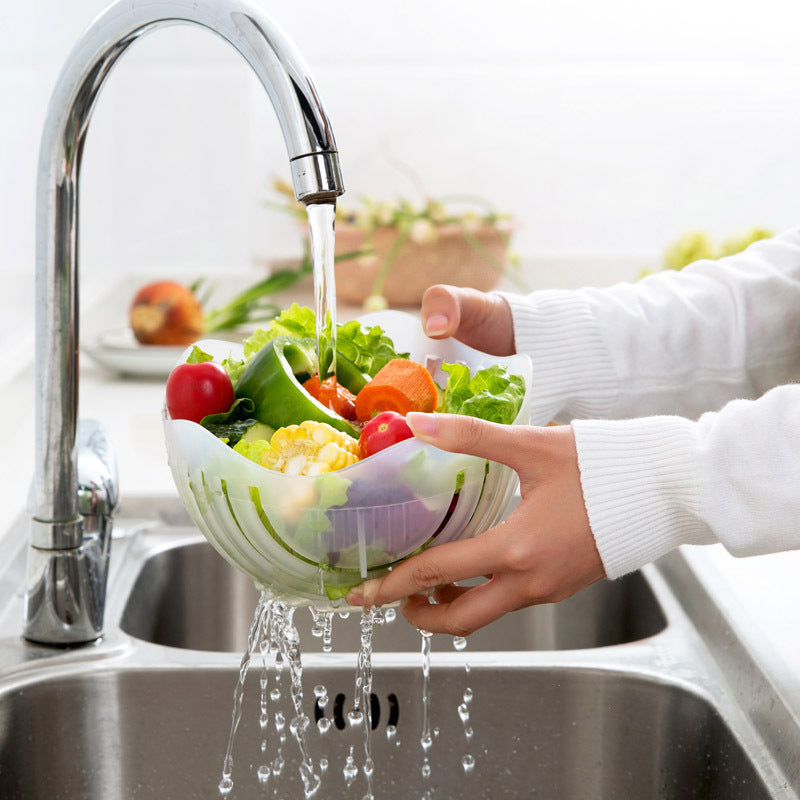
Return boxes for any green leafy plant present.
[194,244,364,334]
[639,226,774,279]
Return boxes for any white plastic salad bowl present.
[164,309,532,607]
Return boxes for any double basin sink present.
[0,496,796,799]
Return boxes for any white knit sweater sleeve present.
[498,227,800,578]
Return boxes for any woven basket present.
[334,222,510,307]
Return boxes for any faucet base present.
[23,540,110,646]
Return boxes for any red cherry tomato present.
[166,361,234,423]
[359,410,414,459]
[303,376,358,421]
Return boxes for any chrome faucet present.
[24,0,344,645]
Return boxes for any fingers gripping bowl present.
[163,310,532,607]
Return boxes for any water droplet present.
[217,776,233,795]
[465,725,474,739]
[313,684,327,699]
[302,772,322,799]
[270,688,281,701]
[463,687,473,703]
[348,709,364,727]
[317,717,331,734]
[386,724,397,741]
[462,754,476,773]
[420,733,433,752]
[384,607,397,623]
[458,703,470,723]
[275,711,286,731]
[257,765,271,784]
[338,610,351,620]
[290,714,309,736]
[343,747,359,786]
[421,758,432,778]
[364,757,375,777]
[319,758,329,772]
[452,636,467,651]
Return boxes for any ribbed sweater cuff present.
[498,290,618,424]
[573,416,714,579]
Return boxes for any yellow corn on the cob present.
[261,420,360,476]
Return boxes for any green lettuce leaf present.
[240,303,406,380]
[243,303,316,358]
[335,319,408,376]
[440,363,525,425]
[186,345,213,364]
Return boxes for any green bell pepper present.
[235,336,359,438]
[333,352,370,395]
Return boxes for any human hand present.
[421,284,515,356]
[345,413,606,636]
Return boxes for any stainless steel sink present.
[0,665,774,800]
[119,537,667,653]
[0,496,796,800]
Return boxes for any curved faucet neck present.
[27,0,343,643]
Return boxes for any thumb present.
[421,284,514,356]
[406,411,523,470]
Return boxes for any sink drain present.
[315,692,399,731]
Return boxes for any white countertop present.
[2,272,799,731]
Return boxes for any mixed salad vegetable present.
[165,302,525,475]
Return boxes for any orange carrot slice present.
[355,359,438,422]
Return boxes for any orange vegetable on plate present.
[354,358,438,422]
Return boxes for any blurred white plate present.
[82,328,184,378]
[83,326,256,379]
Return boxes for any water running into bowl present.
[307,202,338,380]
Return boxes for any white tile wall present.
[2,0,800,313]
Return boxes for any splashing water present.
[343,745,359,787]
[419,629,434,792]
[352,607,383,800]
[217,593,322,799]
[218,592,272,796]
[455,638,475,772]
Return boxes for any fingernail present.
[406,412,438,439]
[423,313,449,336]
[346,578,381,608]
[345,588,363,606]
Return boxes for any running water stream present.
[306,202,338,380]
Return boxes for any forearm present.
[502,226,800,423]
[574,384,800,578]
